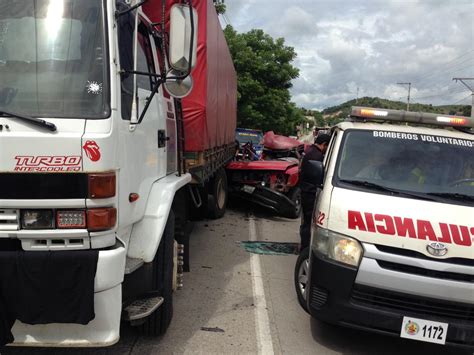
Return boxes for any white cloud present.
[277,6,316,38]
[225,0,474,110]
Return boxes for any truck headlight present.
[21,210,54,229]
[312,227,363,267]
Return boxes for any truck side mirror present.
[302,160,324,187]
[169,4,198,72]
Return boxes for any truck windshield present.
[236,131,263,145]
[336,130,474,200]
[0,0,109,119]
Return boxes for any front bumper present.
[11,243,126,347]
[307,250,474,348]
[231,185,295,217]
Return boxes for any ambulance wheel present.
[286,187,302,219]
[208,168,228,219]
[140,211,175,336]
[294,247,310,314]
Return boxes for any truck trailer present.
[0,0,236,347]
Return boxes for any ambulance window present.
[323,131,337,169]
[333,129,474,205]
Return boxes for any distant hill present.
[321,97,471,125]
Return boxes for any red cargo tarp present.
[263,131,302,150]
[143,0,237,152]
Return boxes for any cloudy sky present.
[222,0,474,110]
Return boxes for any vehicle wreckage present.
[226,131,303,218]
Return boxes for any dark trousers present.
[299,191,315,251]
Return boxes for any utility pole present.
[356,87,359,104]
[397,82,411,111]
[453,78,474,119]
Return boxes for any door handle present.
[158,130,169,148]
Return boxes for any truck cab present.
[0,0,236,347]
[295,107,473,348]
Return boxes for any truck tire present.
[285,187,302,219]
[139,211,175,336]
[208,168,228,219]
[173,189,190,272]
[294,247,310,314]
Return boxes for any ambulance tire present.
[208,168,228,219]
[139,211,175,336]
[286,187,302,219]
[294,247,310,314]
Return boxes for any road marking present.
[249,215,274,355]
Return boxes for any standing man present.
[299,133,331,251]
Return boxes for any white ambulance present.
[295,107,473,348]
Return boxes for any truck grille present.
[351,285,474,322]
[377,260,474,283]
[0,209,19,231]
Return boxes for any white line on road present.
[249,215,274,355]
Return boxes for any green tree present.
[223,26,305,135]
[461,105,471,117]
[313,111,326,127]
[213,0,226,15]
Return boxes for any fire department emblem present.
[83,140,101,162]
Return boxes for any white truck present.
[295,107,473,348]
[0,0,236,347]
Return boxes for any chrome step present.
[123,296,164,323]
[125,257,144,274]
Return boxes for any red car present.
[226,132,303,218]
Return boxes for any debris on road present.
[200,327,225,333]
[238,241,299,255]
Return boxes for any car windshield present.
[336,130,474,199]
[0,0,109,119]
[236,131,263,145]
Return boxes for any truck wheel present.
[286,187,302,219]
[139,211,175,336]
[173,189,190,272]
[294,247,310,314]
[208,168,228,219]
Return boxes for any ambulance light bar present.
[350,106,474,128]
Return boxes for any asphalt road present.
[2,200,471,355]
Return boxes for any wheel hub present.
[216,178,226,209]
[298,258,309,301]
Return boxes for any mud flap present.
[238,185,296,217]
